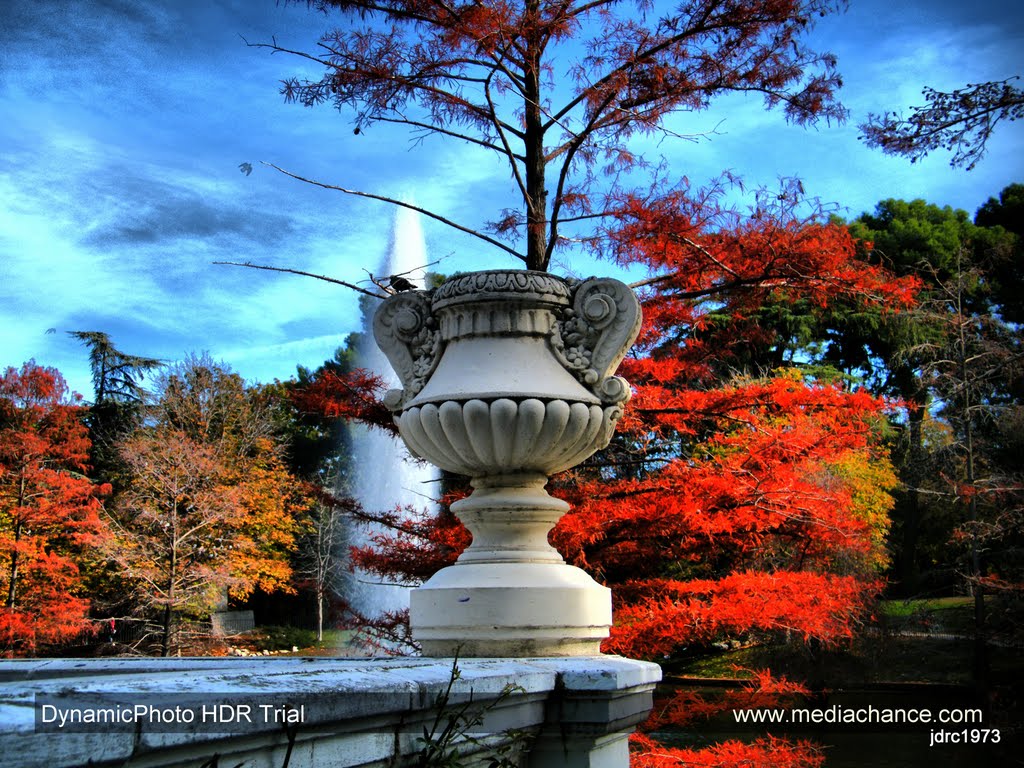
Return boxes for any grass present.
[668,597,1021,687]
[280,628,369,656]
[299,628,368,656]
[878,596,977,634]
[225,626,369,656]
[879,596,974,618]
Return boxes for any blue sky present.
[1,0,1022,400]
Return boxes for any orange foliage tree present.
[295,187,917,765]
[152,356,303,601]
[0,362,109,656]
[103,356,303,655]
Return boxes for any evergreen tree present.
[67,331,161,488]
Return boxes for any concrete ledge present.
[0,655,660,768]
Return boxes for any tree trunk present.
[160,604,172,658]
[900,400,925,596]
[959,313,988,689]
[6,537,19,609]
[7,478,26,608]
[972,533,988,689]
[523,1,548,271]
[316,586,324,643]
[161,544,177,658]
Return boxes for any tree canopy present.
[263,0,848,270]
[101,355,303,655]
[975,182,1024,323]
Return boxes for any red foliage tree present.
[563,374,896,657]
[293,185,919,764]
[0,362,109,655]
[261,0,847,271]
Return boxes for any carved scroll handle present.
[372,291,442,411]
[554,278,642,404]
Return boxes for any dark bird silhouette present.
[238,162,253,176]
[388,275,417,292]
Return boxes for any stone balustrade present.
[0,655,659,768]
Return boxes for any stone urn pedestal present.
[374,270,641,657]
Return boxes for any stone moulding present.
[431,269,573,307]
[372,269,642,657]
[373,291,441,411]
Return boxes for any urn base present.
[411,561,611,657]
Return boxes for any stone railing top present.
[0,655,660,768]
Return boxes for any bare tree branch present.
[860,76,1024,170]
[262,162,526,262]
[214,261,388,299]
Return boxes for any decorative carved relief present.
[432,270,572,309]
[372,291,442,411]
[552,278,642,404]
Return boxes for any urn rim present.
[432,269,573,311]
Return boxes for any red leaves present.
[554,374,893,589]
[634,666,825,768]
[630,732,825,768]
[347,505,471,585]
[597,179,922,394]
[290,368,398,436]
[605,571,876,657]
[642,668,810,730]
[614,187,917,310]
[633,661,822,763]
[0,362,107,655]
[543,190,913,677]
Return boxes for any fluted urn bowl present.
[398,397,619,477]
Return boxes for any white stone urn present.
[373,270,641,656]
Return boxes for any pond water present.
[653,684,1018,767]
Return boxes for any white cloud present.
[2,0,1021,398]
[214,332,353,385]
